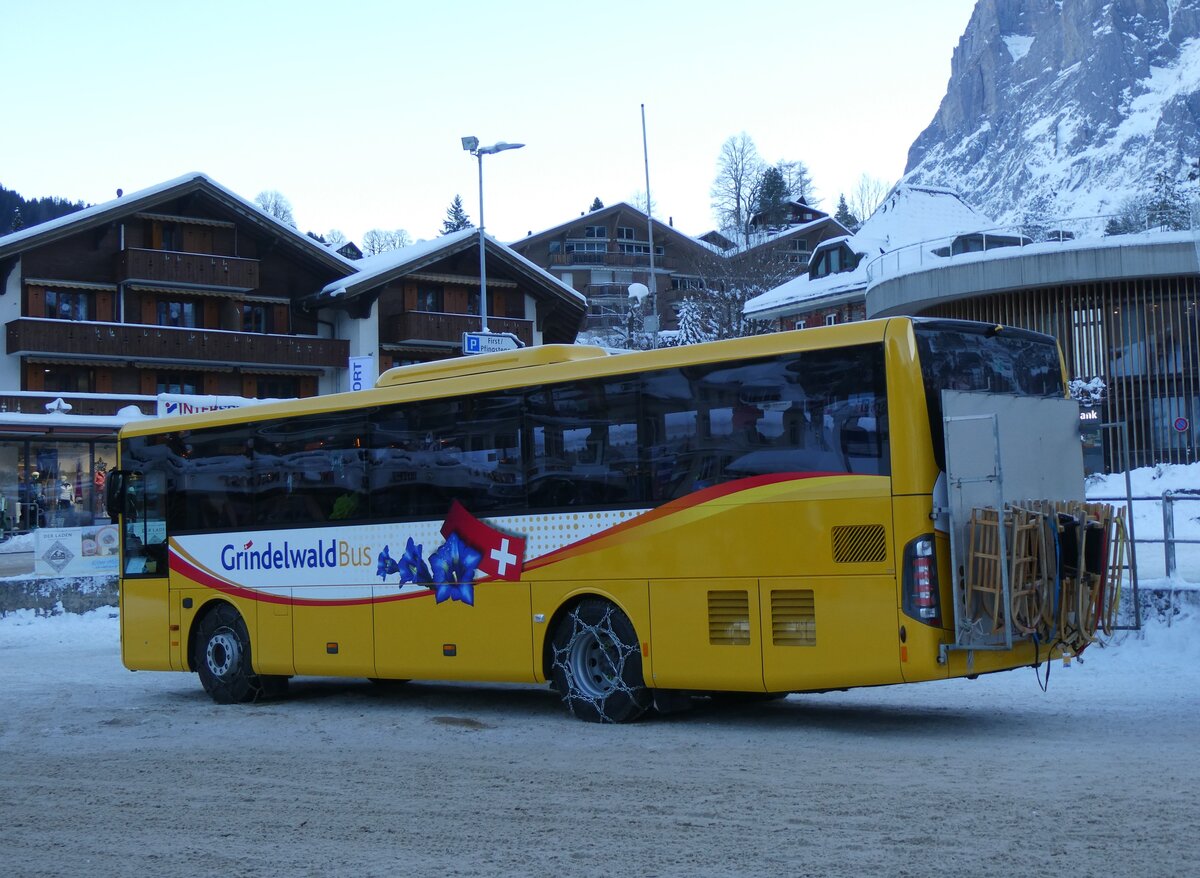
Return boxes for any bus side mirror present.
[105,470,126,523]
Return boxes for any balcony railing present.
[117,248,260,290]
[548,251,680,272]
[386,311,533,347]
[6,319,347,368]
[0,390,155,417]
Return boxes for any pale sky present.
[3,0,975,244]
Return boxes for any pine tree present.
[754,167,790,228]
[676,297,714,346]
[441,195,473,234]
[1021,192,1055,242]
[10,207,24,233]
[1147,172,1189,231]
[833,194,858,231]
[589,197,604,212]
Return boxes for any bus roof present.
[117,317,907,439]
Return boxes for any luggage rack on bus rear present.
[955,500,1126,659]
[937,390,1122,663]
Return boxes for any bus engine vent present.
[708,590,751,645]
[771,589,816,646]
[831,524,887,563]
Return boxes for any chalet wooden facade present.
[1,173,357,414]
[0,174,584,540]
[307,228,586,371]
[511,202,846,337]
[511,204,725,335]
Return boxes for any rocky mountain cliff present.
[904,0,1200,227]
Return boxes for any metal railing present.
[1163,490,1200,580]
[863,211,1199,285]
[1087,492,1200,583]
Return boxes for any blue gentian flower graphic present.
[376,544,399,580]
[429,531,482,605]
[397,536,433,585]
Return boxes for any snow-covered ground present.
[0,601,1196,876]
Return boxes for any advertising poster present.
[34,525,121,578]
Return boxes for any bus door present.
[116,467,174,671]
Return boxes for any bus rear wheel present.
[193,603,287,704]
[550,599,650,724]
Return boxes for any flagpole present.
[641,103,657,349]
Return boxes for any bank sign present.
[157,393,256,418]
[348,355,376,392]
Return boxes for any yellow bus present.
[109,317,1104,722]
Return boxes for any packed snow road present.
[1,610,1197,878]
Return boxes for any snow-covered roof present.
[723,217,847,257]
[315,228,584,308]
[848,184,992,255]
[0,172,357,273]
[744,185,995,319]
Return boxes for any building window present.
[616,227,637,240]
[565,241,607,254]
[826,314,838,326]
[157,300,198,328]
[242,304,269,333]
[548,241,561,254]
[150,220,181,251]
[256,376,299,399]
[617,243,663,257]
[671,277,704,291]
[416,284,444,312]
[794,319,807,330]
[156,371,202,395]
[584,226,607,239]
[810,246,852,279]
[41,365,95,393]
[45,290,90,321]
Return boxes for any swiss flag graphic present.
[440,500,527,581]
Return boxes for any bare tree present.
[849,175,892,226]
[254,190,296,227]
[323,229,347,247]
[629,189,657,217]
[361,228,412,256]
[776,160,817,205]
[710,133,766,239]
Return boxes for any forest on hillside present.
[1,183,86,234]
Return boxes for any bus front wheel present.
[193,604,287,704]
[550,599,651,723]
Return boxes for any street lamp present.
[461,136,525,333]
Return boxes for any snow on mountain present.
[904,0,1200,226]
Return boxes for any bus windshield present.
[913,320,1065,469]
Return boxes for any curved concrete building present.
[867,232,1200,469]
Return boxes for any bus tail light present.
[902,535,941,627]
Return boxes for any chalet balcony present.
[386,311,533,347]
[548,251,680,271]
[116,248,260,291]
[6,319,348,368]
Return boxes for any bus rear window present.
[913,322,1064,469]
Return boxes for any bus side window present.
[122,467,169,576]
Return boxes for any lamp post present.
[461,136,524,333]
